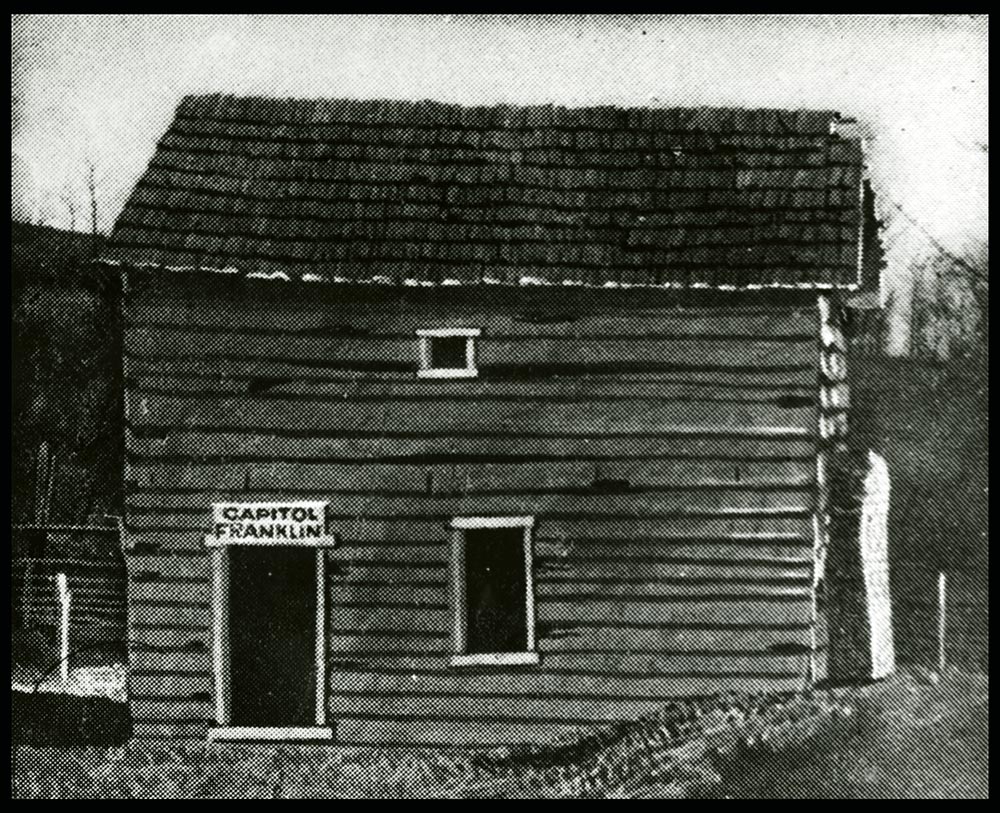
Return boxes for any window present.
[449,516,538,667]
[416,328,480,378]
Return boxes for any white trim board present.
[451,516,535,529]
[450,652,540,667]
[208,727,333,742]
[416,327,482,337]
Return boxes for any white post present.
[938,570,947,673]
[56,573,71,688]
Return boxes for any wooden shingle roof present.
[105,95,865,289]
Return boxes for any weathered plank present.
[327,670,807,697]
[538,560,811,582]
[126,360,819,392]
[128,489,814,516]
[330,580,808,606]
[127,394,815,434]
[131,699,213,720]
[128,602,211,627]
[130,625,211,649]
[129,650,212,672]
[537,625,812,652]
[329,583,447,605]
[125,298,817,338]
[125,458,814,492]
[327,652,808,675]
[127,554,211,579]
[535,540,813,561]
[325,687,805,721]
[536,580,811,599]
[126,430,816,462]
[132,722,209,739]
[326,634,450,655]
[335,718,580,747]
[123,515,814,551]
[536,598,812,626]
[130,580,211,603]
[125,328,816,368]
[327,605,447,632]
[129,373,817,404]
[130,674,214,696]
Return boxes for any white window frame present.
[449,516,539,667]
[416,328,480,379]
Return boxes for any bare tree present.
[85,158,100,237]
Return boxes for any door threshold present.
[208,726,334,742]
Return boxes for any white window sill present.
[417,368,478,379]
[449,652,540,668]
[208,726,333,742]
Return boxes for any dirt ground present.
[11,667,988,799]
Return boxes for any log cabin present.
[102,95,871,746]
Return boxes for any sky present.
[11,15,988,350]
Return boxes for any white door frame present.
[208,545,332,741]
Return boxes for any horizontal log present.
[129,373,817,405]
[131,699,213,721]
[535,540,812,561]
[132,722,209,739]
[128,554,211,579]
[326,634,450,655]
[328,669,807,698]
[126,327,816,368]
[536,581,811,599]
[122,516,813,551]
[329,583,446,605]
[125,458,814,493]
[327,605,447,633]
[325,596,811,633]
[325,686,806,722]
[327,651,808,675]
[130,674,213,696]
[128,650,211,673]
[536,598,812,626]
[329,579,809,606]
[129,489,814,517]
[537,625,812,652]
[129,602,211,627]
[539,561,811,582]
[127,393,815,435]
[126,430,817,462]
[125,298,817,338]
[327,545,446,564]
[130,580,211,603]
[330,545,812,569]
[130,625,210,650]
[335,718,581,746]
[125,364,819,396]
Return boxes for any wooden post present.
[56,573,71,687]
[938,570,947,673]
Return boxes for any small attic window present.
[416,328,480,379]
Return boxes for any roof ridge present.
[175,94,841,134]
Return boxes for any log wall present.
[122,273,822,744]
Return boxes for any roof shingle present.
[106,95,865,289]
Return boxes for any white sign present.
[204,501,332,546]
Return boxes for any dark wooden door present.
[228,547,317,726]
